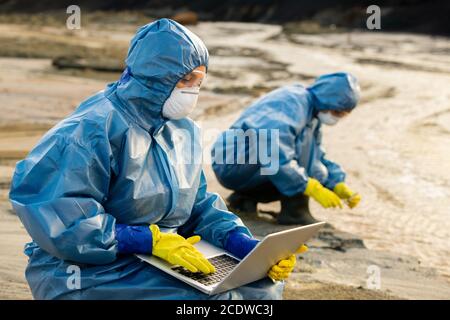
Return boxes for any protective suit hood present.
[307,72,360,112]
[105,18,209,132]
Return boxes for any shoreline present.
[0,17,449,299]
[1,122,449,299]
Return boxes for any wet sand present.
[195,23,450,281]
[0,16,449,299]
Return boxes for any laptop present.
[137,221,325,295]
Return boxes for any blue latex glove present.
[224,231,259,259]
[115,224,153,254]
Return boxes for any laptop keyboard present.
[171,254,240,286]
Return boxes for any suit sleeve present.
[9,133,118,264]
[178,171,252,248]
[316,130,346,189]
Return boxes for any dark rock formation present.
[0,0,449,35]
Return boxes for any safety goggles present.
[178,70,207,88]
[331,110,351,118]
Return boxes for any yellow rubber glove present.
[304,178,342,209]
[150,224,216,274]
[333,182,361,209]
[267,245,308,281]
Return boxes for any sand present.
[0,15,449,299]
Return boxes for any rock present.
[171,11,198,25]
[52,56,124,72]
[317,229,366,252]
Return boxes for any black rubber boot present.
[277,194,318,225]
[226,192,257,216]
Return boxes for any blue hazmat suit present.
[8,19,283,300]
[211,73,360,197]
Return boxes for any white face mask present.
[162,87,200,120]
[317,111,340,126]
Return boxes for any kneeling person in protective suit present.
[211,73,362,225]
[9,19,305,300]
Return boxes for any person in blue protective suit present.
[8,19,304,300]
[211,73,362,225]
